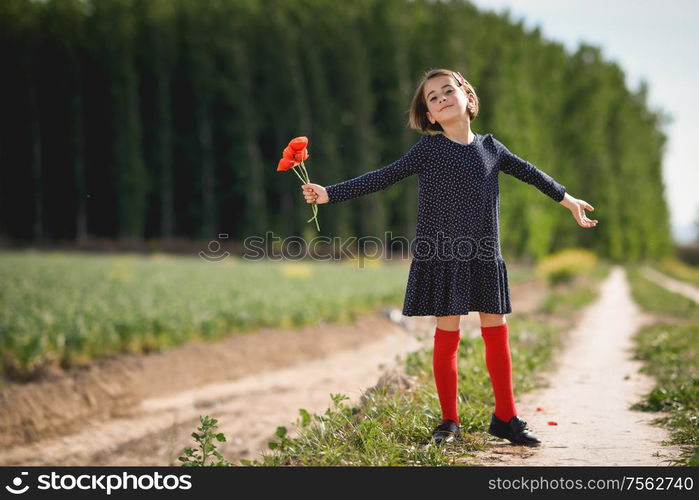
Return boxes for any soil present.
[0,268,688,465]
[641,266,699,303]
[470,266,689,466]
[0,312,428,465]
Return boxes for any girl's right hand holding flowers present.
[302,183,329,204]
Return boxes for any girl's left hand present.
[568,197,598,228]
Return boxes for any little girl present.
[301,69,598,447]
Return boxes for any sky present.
[470,0,699,243]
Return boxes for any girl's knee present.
[436,315,461,331]
[478,312,506,328]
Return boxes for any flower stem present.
[296,162,320,231]
[291,166,306,184]
[299,162,311,184]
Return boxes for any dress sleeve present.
[325,136,425,204]
[494,136,566,202]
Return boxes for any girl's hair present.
[407,68,480,133]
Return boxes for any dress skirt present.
[401,256,512,317]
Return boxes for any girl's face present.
[423,75,473,127]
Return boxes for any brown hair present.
[407,68,480,133]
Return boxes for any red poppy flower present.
[288,136,308,152]
[283,146,309,165]
[276,136,320,231]
[293,149,309,163]
[277,158,296,172]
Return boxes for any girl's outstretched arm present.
[492,136,597,229]
[307,136,427,205]
[494,136,567,202]
[559,192,599,228]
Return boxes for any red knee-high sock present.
[481,323,517,422]
[433,327,461,424]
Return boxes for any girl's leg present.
[433,315,461,423]
[436,315,460,331]
[479,312,507,328]
[479,312,517,422]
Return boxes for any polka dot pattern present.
[325,132,567,317]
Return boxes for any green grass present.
[0,250,549,381]
[625,265,699,466]
[653,257,699,289]
[538,261,611,316]
[0,250,555,381]
[626,264,699,322]
[246,263,609,466]
[0,250,415,380]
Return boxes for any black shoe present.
[431,420,461,445]
[488,413,541,446]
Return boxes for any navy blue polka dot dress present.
[325,132,566,317]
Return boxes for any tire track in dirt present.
[0,316,428,465]
[641,266,699,304]
[0,277,547,466]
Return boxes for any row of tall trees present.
[0,0,673,260]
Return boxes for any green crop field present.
[0,250,539,381]
[0,251,413,379]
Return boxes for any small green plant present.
[265,399,347,454]
[178,415,233,467]
[268,425,293,452]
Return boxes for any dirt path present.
[0,278,546,466]
[472,265,685,466]
[4,268,684,466]
[641,266,699,304]
[0,315,429,465]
